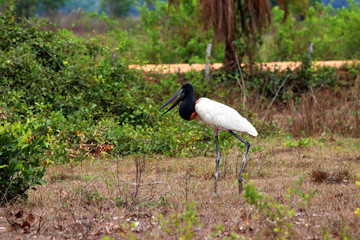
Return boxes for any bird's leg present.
[214,135,220,195]
[230,131,251,193]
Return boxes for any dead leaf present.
[15,210,23,218]
[59,188,68,198]
[0,227,12,233]
[11,222,21,229]
[27,213,35,224]
[22,225,30,234]
[22,220,30,229]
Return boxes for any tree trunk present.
[224,35,236,71]
[224,0,236,71]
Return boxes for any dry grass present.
[311,167,351,184]
[246,69,360,139]
[285,90,359,137]
[0,137,359,239]
[284,70,360,138]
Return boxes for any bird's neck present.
[179,92,196,121]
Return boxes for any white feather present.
[195,98,258,137]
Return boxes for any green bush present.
[0,9,148,160]
[0,14,135,123]
[246,55,338,100]
[0,8,228,161]
[263,1,360,61]
[0,120,48,203]
[116,0,224,64]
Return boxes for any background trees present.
[3,0,360,67]
[12,0,67,18]
[100,0,133,17]
[196,0,318,70]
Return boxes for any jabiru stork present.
[159,82,258,195]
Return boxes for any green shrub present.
[123,0,224,64]
[264,2,360,61]
[0,120,48,204]
[245,55,338,101]
[0,8,225,160]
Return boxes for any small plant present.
[355,173,360,217]
[212,224,225,237]
[156,202,198,239]
[244,181,295,239]
[243,178,314,239]
[286,176,316,207]
[284,135,314,148]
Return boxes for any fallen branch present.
[233,47,247,108]
[263,74,290,120]
[123,181,164,186]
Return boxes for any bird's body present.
[194,97,258,137]
[159,82,258,195]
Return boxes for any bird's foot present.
[238,181,244,195]
[238,177,246,195]
[238,176,247,184]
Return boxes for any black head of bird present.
[159,82,196,121]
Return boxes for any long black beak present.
[159,88,184,114]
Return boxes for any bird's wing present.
[195,98,258,137]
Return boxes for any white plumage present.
[194,98,258,137]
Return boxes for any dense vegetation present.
[46,0,359,65]
[0,3,359,239]
[264,2,360,61]
[0,7,224,202]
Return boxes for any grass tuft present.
[311,167,330,183]
[311,167,351,184]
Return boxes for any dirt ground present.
[0,136,359,239]
[129,60,357,73]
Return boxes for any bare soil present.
[129,60,358,73]
[1,136,359,239]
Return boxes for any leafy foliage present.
[60,0,101,13]
[126,0,224,64]
[101,0,132,17]
[0,120,48,203]
[0,7,227,164]
[264,2,360,61]
[11,0,67,18]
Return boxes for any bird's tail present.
[243,118,258,137]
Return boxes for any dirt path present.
[129,60,357,73]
